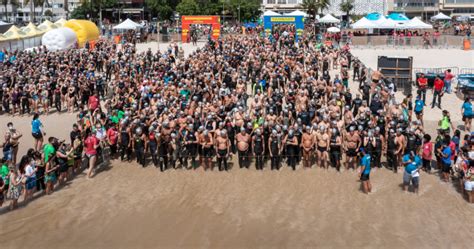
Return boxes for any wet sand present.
[0,46,473,248]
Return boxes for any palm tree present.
[2,0,17,22]
[339,0,354,17]
[317,0,330,14]
[24,0,43,22]
[339,0,354,28]
[300,0,331,20]
[300,0,318,20]
[2,0,9,21]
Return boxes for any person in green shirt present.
[0,161,9,186]
[439,110,454,134]
[117,110,125,120]
[109,110,120,124]
[43,137,56,163]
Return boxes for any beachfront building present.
[0,0,81,23]
[440,0,474,16]
[324,0,389,16]
[261,0,389,15]
[261,0,304,14]
[389,0,474,19]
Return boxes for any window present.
[287,0,298,4]
[266,0,276,4]
[277,0,286,4]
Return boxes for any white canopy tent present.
[374,16,399,29]
[431,13,451,21]
[263,10,281,16]
[401,17,433,29]
[318,14,340,23]
[113,18,143,30]
[327,27,341,33]
[284,10,307,17]
[351,17,378,29]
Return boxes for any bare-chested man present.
[301,127,314,169]
[344,126,360,170]
[316,125,330,169]
[215,130,230,171]
[199,130,214,171]
[394,128,406,173]
[236,127,250,169]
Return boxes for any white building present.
[261,0,389,15]
[0,0,81,23]
[324,0,389,16]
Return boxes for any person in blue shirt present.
[440,141,452,182]
[461,97,472,132]
[31,113,44,151]
[359,148,372,194]
[414,94,424,126]
[402,152,422,194]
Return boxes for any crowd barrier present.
[349,35,473,49]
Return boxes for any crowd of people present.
[0,26,473,211]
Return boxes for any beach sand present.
[0,45,472,249]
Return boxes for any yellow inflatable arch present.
[64,20,99,47]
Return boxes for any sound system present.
[377,56,413,96]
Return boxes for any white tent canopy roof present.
[351,17,378,29]
[0,21,10,26]
[431,13,451,20]
[374,16,399,29]
[284,10,307,17]
[319,14,340,23]
[401,17,433,29]
[113,18,143,30]
[263,10,281,16]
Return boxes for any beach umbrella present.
[327,27,341,33]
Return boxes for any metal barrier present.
[350,35,469,49]
[413,67,459,75]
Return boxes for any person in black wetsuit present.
[329,128,342,171]
[268,130,281,170]
[132,127,146,167]
[119,122,132,161]
[285,129,298,170]
[373,127,383,168]
[184,124,198,169]
[252,129,265,170]
[386,129,398,172]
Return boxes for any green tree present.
[176,0,199,16]
[70,0,117,20]
[339,0,354,18]
[300,0,330,20]
[44,9,53,18]
[146,0,173,20]
[227,0,260,22]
